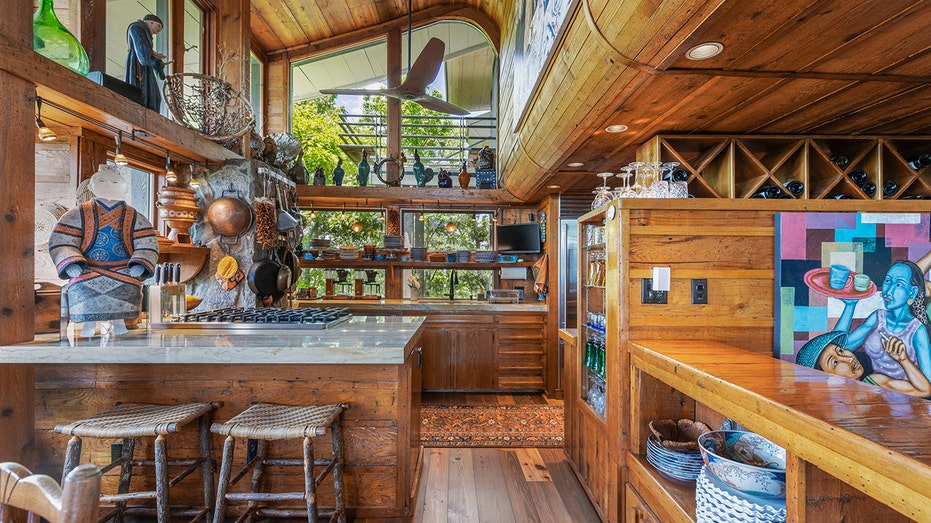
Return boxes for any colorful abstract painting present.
[775,212,931,399]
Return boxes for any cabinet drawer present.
[625,483,660,523]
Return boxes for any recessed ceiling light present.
[605,124,628,133]
[567,162,584,168]
[686,42,724,60]
[547,184,561,189]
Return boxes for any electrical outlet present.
[641,278,667,304]
[692,278,708,304]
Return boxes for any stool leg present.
[246,439,268,523]
[154,434,170,523]
[62,435,82,481]
[115,437,136,523]
[213,436,235,523]
[330,418,346,523]
[198,413,215,523]
[303,436,317,523]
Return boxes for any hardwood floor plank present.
[472,449,518,523]
[537,448,603,523]
[446,448,480,523]
[511,448,552,482]
[421,448,450,523]
[527,481,576,523]
[500,449,545,523]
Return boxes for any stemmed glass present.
[615,166,633,198]
[591,172,614,209]
[629,162,645,196]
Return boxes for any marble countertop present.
[0,316,425,365]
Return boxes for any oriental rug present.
[420,404,564,448]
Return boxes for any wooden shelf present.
[157,244,209,283]
[295,184,519,205]
[299,259,534,269]
[641,134,931,200]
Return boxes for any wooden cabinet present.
[639,134,931,200]
[419,312,546,392]
[624,484,659,523]
[420,316,496,390]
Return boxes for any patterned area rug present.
[420,404,564,448]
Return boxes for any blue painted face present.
[881,263,918,311]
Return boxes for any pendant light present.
[309,208,317,219]
[445,221,457,233]
[113,130,128,165]
[35,96,57,141]
[188,164,200,189]
[351,221,364,233]
[164,152,177,183]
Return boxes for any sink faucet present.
[448,268,458,299]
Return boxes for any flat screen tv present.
[496,222,542,253]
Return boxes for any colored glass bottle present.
[357,150,370,187]
[332,158,345,186]
[33,0,89,76]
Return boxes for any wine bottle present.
[783,180,804,196]
[831,156,850,169]
[751,185,781,199]
[662,168,689,182]
[883,180,899,197]
[860,182,877,197]
[832,193,853,200]
[907,154,931,170]
[848,169,868,185]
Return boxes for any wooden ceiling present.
[247,0,931,201]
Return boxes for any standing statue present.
[413,150,435,187]
[125,14,166,111]
[49,166,159,336]
[332,158,345,186]
[458,161,471,189]
[476,145,495,170]
[437,168,452,188]
[313,166,326,186]
[358,150,371,187]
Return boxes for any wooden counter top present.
[558,328,578,346]
[629,339,931,522]
[0,316,425,365]
[293,298,546,313]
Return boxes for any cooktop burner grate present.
[150,307,352,330]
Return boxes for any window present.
[106,0,170,80]
[299,209,386,296]
[183,1,204,75]
[402,210,494,299]
[250,52,264,132]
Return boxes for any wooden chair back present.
[0,462,101,523]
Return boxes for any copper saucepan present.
[206,185,254,240]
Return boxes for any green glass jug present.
[33,0,90,76]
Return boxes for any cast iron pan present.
[247,252,281,296]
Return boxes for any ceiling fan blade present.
[320,88,389,96]
[415,94,470,116]
[402,37,445,93]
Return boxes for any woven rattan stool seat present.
[211,402,345,440]
[55,402,215,438]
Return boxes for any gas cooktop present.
[150,307,352,330]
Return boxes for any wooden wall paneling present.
[802,461,912,523]
[540,195,561,396]
[265,55,290,134]
[0,0,40,466]
[35,362,415,518]
[79,0,106,72]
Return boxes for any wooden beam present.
[295,185,521,206]
[81,0,107,72]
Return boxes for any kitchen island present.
[0,315,425,520]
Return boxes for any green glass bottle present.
[33,0,89,76]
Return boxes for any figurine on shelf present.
[413,150,435,187]
[332,158,345,186]
[49,165,159,337]
[313,166,326,186]
[437,168,452,188]
[458,161,471,189]
[476,145,495,171]
[125,14,166,111]
[358,150,370,187]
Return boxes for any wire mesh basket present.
[162,73,255,143]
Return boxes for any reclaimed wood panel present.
[34,361,418,519]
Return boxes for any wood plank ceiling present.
[247,0,931,201]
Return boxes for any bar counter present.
[0,315,426,520]
[294,298,546,314]
[0,316,424,364]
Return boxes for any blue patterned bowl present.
[697,430,786,498]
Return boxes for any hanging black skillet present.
[247,249,281,296]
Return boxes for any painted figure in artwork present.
[796,331,931,397]
[49,166,159,336]
[833,260,931,387]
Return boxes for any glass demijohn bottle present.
[33,0,90,76]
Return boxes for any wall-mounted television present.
[496,222,542,253]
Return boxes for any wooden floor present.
[411,393,602,523]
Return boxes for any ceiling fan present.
[320,37,469,116]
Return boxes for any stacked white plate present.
[645,435,703,483]
[696,466,786,523]
[339,246,360,260]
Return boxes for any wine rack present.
[638,135,931,199]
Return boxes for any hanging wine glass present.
[615,166,633,198]
[629,162,645,196]
[592,172,614,209]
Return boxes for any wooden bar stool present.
[211,402,348,523]
[54,401,217,523]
